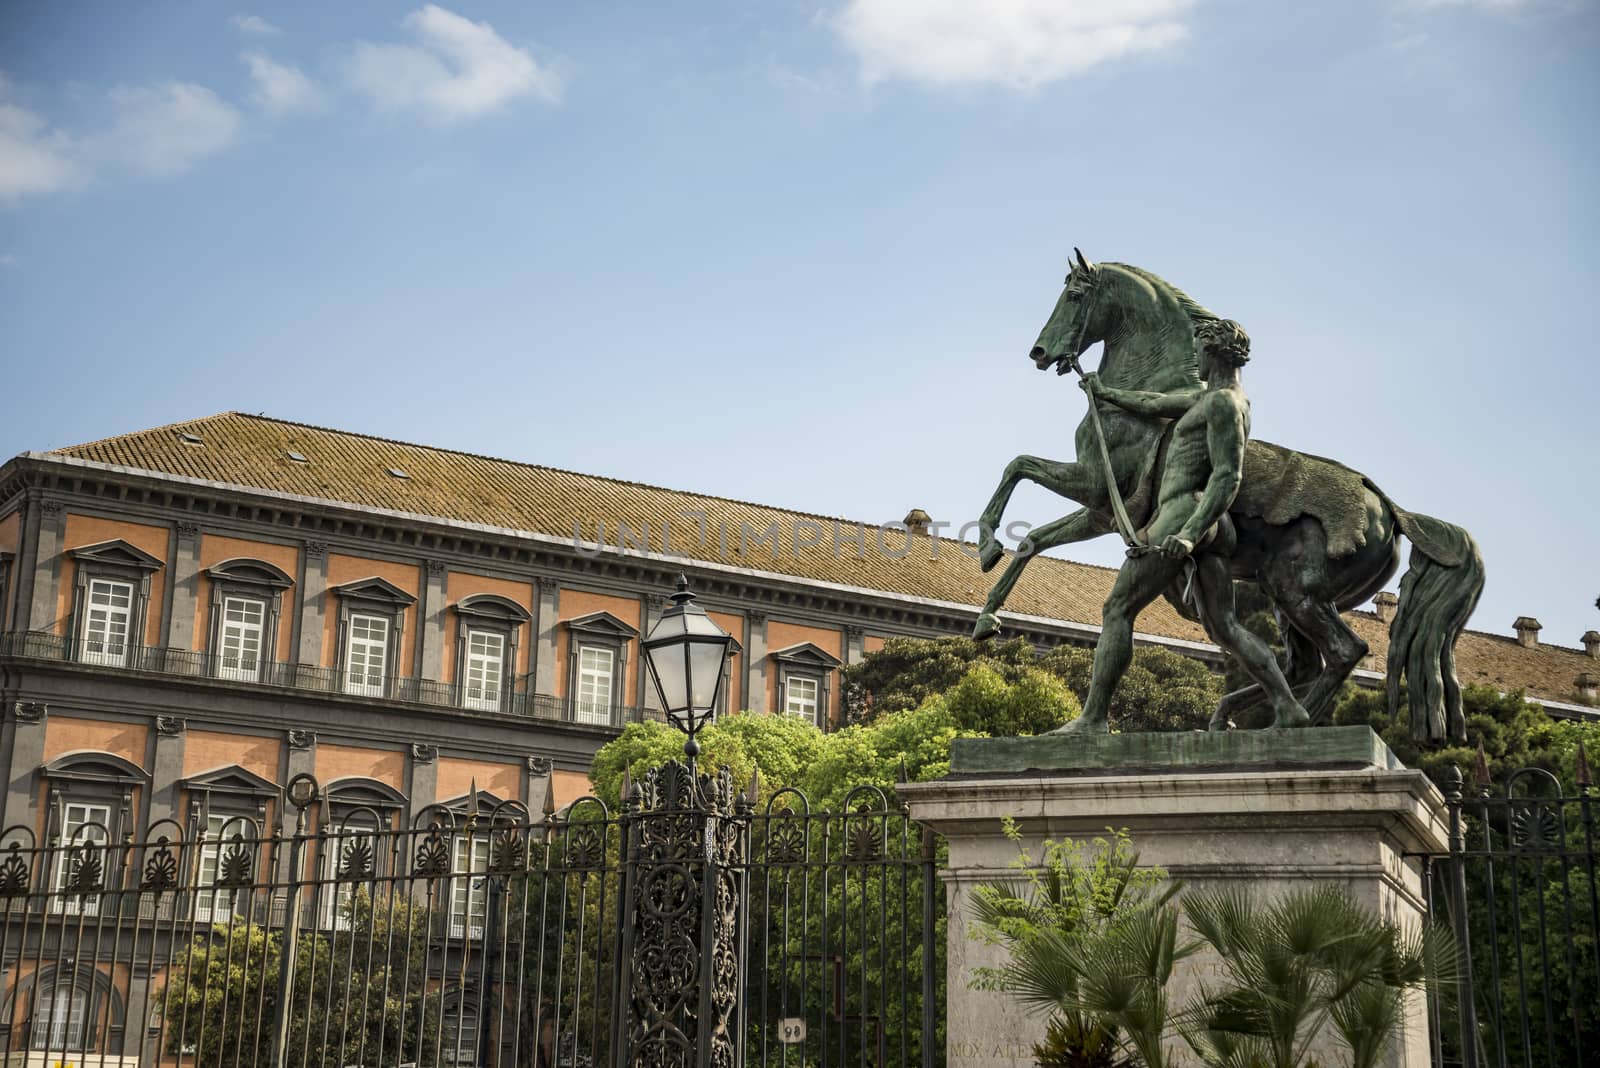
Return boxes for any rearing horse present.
[975,252,1484,743]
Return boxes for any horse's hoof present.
[1271,701,1311,729]
[978,539,1004,573]
[1048,715,1109,735]
[972,613,1000,642]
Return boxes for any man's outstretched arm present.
[1082,374,1204,418]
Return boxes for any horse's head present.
[1030,252,1205,392]
[1031,248,1103,377]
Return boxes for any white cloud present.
[0,97,84,201]
[242,51,325,115]
[85,82,242,177]
[229,14,282,36]
[827,0,1194,90]
[346,4,560,122]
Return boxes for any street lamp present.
[641,575,735,759]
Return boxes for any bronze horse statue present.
[975,253,1483,743]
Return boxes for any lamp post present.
[621,576,745,1067]
[641,575,735,761]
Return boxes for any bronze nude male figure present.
[1057,319,1309,733]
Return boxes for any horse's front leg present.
[974,507,1109,640]
[977,456,1100,572]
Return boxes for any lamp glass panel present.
[646,642,688,712]
[689,640,727,709]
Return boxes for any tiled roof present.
[45,412,1596,708]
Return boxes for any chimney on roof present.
[1373,591,1398,624]
[903,509,932,536]
[1583,631,1600,659]
[1513,616,1542,649]
[1578,673,1598,703]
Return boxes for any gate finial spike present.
[541,772,556,818]
[897,756,909,785]
[745,766,761,807]
[1576,738,1592,789]
[620,766,633,803]
[1473,738,1492,787]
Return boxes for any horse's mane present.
[1108,262,1220,327]
[1101,262,1216,388]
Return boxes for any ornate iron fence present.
[1421,761,1598,1068]
[0,768,943,1068]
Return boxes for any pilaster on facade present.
[148,714,187,828]
[745,610,769,713]
[297,541,329,666]
[533,576,560,695]
[3,700,48,830]
[844,624,866,666]
[419,558,449,681]
[165,522,203,657]
[24,498,66,632]
[409,744,439,816]
[525,755,552,814]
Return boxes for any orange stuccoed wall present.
[316,743,406,792]
[195,533,301,661]
[321,554,420,674]
[57,514,169,644]
[441,571,535,682]
[708,609,744,711]
[436,757,520,805]
[766,620,844,724]
[554,589,642,700]
[44,716,149,766]
[183,730,281,782]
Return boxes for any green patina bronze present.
[976,252,1484,745]
[949,724,1404,776]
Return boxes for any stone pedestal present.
[898,727,1446,1068]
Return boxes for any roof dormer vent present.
[177,431,203,446]
[387,467,409,480]
[1513,616,1542,649]
[286,450,308,464]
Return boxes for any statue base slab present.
[899,726,1446,1068]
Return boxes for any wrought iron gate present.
[0,767,944,1068]
[1420,761,1598,1068]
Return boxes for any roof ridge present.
[62,411,1116,576]
[52,410,245,454]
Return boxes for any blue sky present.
[2,1,1596,649]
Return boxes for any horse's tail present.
[1385,507,1485,744]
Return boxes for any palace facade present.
[0,411,1596,1064]
[1,410,1595,849]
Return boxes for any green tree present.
[161,890,439,1068]
[844,636,1221,734]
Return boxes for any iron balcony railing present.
[0,630,655,729]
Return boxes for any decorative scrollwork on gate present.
[140,837,180,892]
[65,841,105,895]
[0,843,31,897]
[565,825,604,871]
[1510,802,1561,851]
[764,813,806,864]
[413,825,452,878]
[214,834,255,888]
[844,812,883,863]
[338,837,375,880]
[489,827,525,874]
